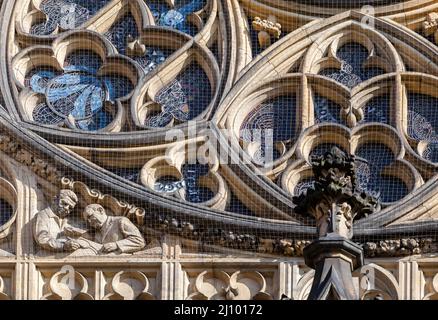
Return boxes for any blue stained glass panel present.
[319,43,385,89]
[241,95,296,142]
[75,109,113,131]
[108,168,140,183]
[25,50,130,130]
[148,0,206,36]
[133,49,170,74]
[32,102,64,125]
[64,50,102,73]
[46,72,105,118]
[313,94,341,124]
[310,143,346,158]
[182,164,213,203]
[103,75,134,100]
[407,93,438,162]
[104,13,139,55]
[355,143,408,202]
[152,164,213,203]
[293,178,315,197]
[0,199,12,227]
[155,176,185,193]
[30,0,110,35]
[145,63,211,127]
[240,95,296,163]
[104,13,171,72]
[360,95,390,124]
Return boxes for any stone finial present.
[252,16,282,49]
[293,146,379,239]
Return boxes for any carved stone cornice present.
[0,133,62,184]
[271,238,436,258]
[0,138,433,258]
[363,238,435,257]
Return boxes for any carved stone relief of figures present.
[79,204,146,255]
[33,189,82,253]
[33,190,149,256]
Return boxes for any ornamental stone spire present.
[293,147,380,300]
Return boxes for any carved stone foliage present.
[251,16,281,48]
[38,266,158,300]
[363,238,434,257]
[422,12,438,44]
[186,270,273,300]
[0,0,438,301]
[0,134,62,184]
[293,146,379,239]
[26,175,436,258]
[270,238,436,258]
[271,239,311,257]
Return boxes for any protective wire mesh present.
[0,0,437,300]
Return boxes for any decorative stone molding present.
[271,239,311,257]
[37,266,159,300]
[42,175,438,258]
[363,238,434,257]
[187,270,273,300]
[103,271,155,300]
[41,267,93,300]
[0,134,62,184]
[200,228,260,251]
[60,177,146,225]
[358,263,401,300]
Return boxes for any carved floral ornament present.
[0,0,437,258]
[41,268,156,300]
[187,270,273,300]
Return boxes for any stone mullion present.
[276,261,294,299]
[394,72,406,140]
[26,262,38,300]
[398,260,424,300]
[160,260,188,300]
[159,235,184,300]
[10,155,41,300]
[95,270,105,300]
[299,73,311,132]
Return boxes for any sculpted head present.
[82,204,107,230]
[52,189,78,218]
